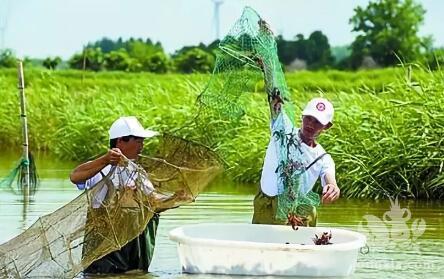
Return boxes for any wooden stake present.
[17,60,30,201]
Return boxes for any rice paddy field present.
[0,67,443,199]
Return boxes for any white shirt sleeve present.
[320,154,335,187]
[75,172,103,190]
[75,166,111,208]
[261,112,297,196]
[260,138,279,196]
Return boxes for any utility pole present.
[0,0,11,49]
[212,0,224,40]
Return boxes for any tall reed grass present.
[0,67,442,199]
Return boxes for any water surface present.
[0,156,443,279]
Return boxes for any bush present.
[42,57,62,70]
[0,49,17,68]
[174,48,215,73]
[69,48,104,71]
[142,52,170,73]
[104,49,138,72]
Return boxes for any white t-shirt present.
[260,116,335,196]
[76,163,155,208]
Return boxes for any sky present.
[1,0,443,59]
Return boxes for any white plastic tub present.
[169,223,366,277]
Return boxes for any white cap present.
[302,97,334,125]
[109,116,159,139]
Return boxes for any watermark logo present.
[358,197,426,252]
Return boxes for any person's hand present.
[105,148,123,166]
[270,88,284,114]
[322,184,340,204]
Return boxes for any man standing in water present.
[253,97,340,226]
[70,116,159,274]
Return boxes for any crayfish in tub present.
[313,231,332,245]
[287,213,306,230]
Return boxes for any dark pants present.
[84,213,160,274]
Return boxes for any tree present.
[87,37,122,54]
[104,49,138,72]
[174,40,220,64]
[174,48,215,73]
[306,31,334,69]
[42,56,62,70]
[126,40,162,61]
[143,52,170,73]
[0,49,16,68]
[349,0,430,68]
[72,38,171,72]
[174,43,207,57]
[276,32,333,69]
[125,40,170,73]
[69,48,104,71]
[276,34,300,65]
[206,39,220,53]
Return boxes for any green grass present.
[0,67,443,199]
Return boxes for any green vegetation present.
[348,0,431,68]
[42,57,62,70]
[276,31,334,70]
[0,67,442,199]
[173,48,215,73]
[65,38,213,73]
[0,50,16,68]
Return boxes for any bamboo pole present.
[17,60,30,201]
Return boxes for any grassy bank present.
[0,67,443,199]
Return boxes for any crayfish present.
[287,213,305,230]
[313,231,332,245]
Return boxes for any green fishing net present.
[0,153,39,195]
[0,136,221,278]
[195,7,320,223]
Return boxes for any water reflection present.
[21,198,29,231]
[1,158,444,279]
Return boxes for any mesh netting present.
[0,153,39,195]
[194,7,320,222]
[0,136,221,278]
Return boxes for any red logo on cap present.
[316,102,325,111]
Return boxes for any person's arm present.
[321,172,340,204]
[70,148,123,184]
[268,87,285,122]
[252,54,284,123]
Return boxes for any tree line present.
[1,0,444,72]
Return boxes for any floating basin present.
[169,223,366,277]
